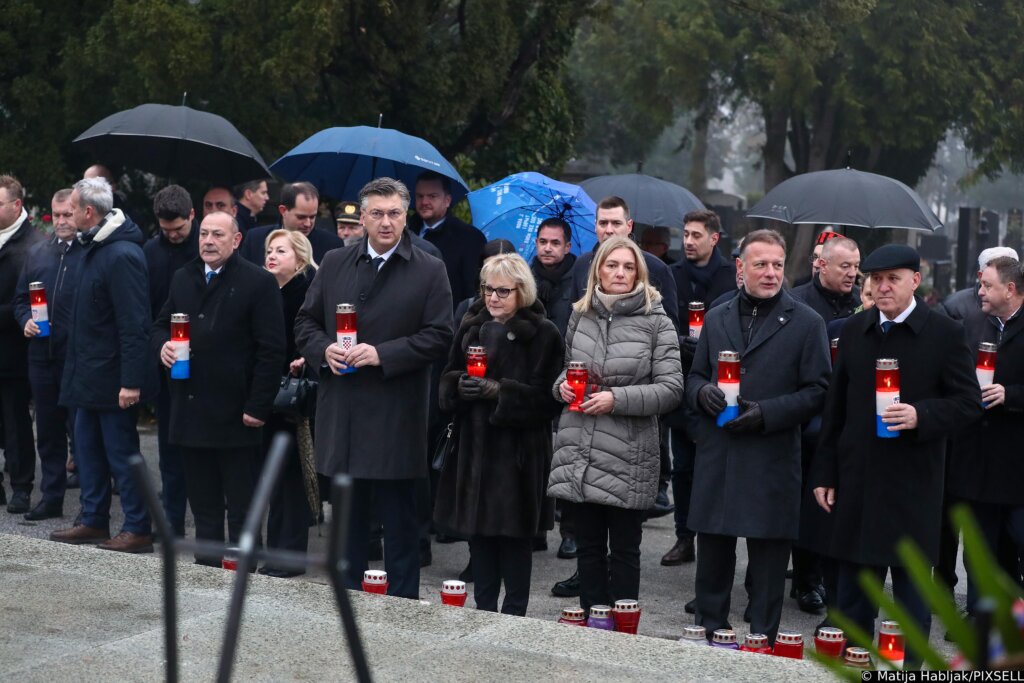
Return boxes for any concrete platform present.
[1,533,832,682]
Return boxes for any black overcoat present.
[685,289,831,540]
[0,219,43,378]
[947,307,1024,506]
[433,299,563,538]
[791,275,860,322]
[151,253,285,448]
[668,249,736,314]
[411,213,487,307]
[294,232,453,479]
[811,299,983,566]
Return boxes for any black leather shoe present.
[66,472,80,489]
[684,598,696,614]
[7,491,30,514]
[0,486,6,506]
[660,538,696,566]
[435,532,458,544]
[795,587,826,614]
[367,539,383,562]
[25,498,63,521]
[258,566,304,578]
[551,571,581,598]
[557,537,578,559]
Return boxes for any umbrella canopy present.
[270,126,469,202]
[579,173,705,229]
[467,172,596,261]
[746,168,942,231]
[73,104,271,185]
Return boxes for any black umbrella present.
[73,104,271,185]
[579,173,705,229]
[746,168,942,231]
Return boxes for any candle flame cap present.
[689,301,705,310]
[875,358,899,371]
[466,345,486,354]
[711,629,737,643]
[845,647,871,663]
[979,342,998,353]
[718,350,740,363]
[171,313,189,323]
[816,626,844,641]
[588,605,611,618]
[775,631,803,645]
[613,599,639,612]
[744,633,768,647]
[441,580,466,594]
[29,281,45,290]
[567,360,587,370]
[363,569,387,584]
[337,303,355,314]
[830,338,839,347]
[561,607,585,620]
[879,620,901,635]
[681,625,706,639]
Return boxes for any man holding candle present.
[811,243,982,667]
[686,229,831,646]
[948,255,1024,613]
[295,177,453,599]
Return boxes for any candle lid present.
[337,303,355,313]
[816,626,844,641]
[363,569,387,584]
[879,620,901,635]
[171,313,189,323]
[588,605,611,618]
[830,338,839,348]
[29,281,45,290]
[681,625,706,640]
[567,360,587,370]
[744,633,768,647]
[979,342,998,353]
[613,599,639,612]
[689,301,705,310]
[561,607,585,620]
[844,647,871,664]
[718,350,740,363]
[875,358,899,370]
[711,629,737,644]
[775,631,803,645]
[466,345,486,355]
[441,580,466,594]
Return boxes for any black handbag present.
[273,375,317,419]
[431,419,458,472]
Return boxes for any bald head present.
[199,211,241,271]
[84,164,116,188]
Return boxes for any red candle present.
[976,342,997,387]
[716,350,741,427]
[688,301,705,338]
[875,358,900,439]
[28,282,50,337]
[566,361,588,412]
[466,345,487,378]
[878,620,904,662]
[335,303,358,374]
[221,545,239,571]
[740,633,772,654]
[611,599,641,634]
[814,627,846,658]
[844,647,871,669]
[830,338,839,364]
[362,569,388,595]
[772,631,804,659]
[440,579,467,607]
[558,607,587,626]
[170,313,190,380]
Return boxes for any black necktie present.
[372,256,384,272]
[62,241,71,255]
[881,320,894,334]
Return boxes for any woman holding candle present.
[259,229,318,577]
[433,253,564,616]
[547,237,683,614]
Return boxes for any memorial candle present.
[830,338,839,364]
[688,301,705,338]
[976,342,997,388]
[566,361,588,412]
[878,620,905,663]
[28,282,50,338]
[335,303,358,374]
[814,627,846,658]
[716,351,741,427]
[772,631,804,659]
[466,345,487,378]
[169,314,190,380]
[875,358,900,439]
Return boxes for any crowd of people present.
[0,165,1021,666]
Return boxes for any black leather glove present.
[458,375,500,401]
[697,384,727,417]
[724,396,764,434]
[680,336,699,373]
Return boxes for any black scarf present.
[738,287,782,346]
[686,248,726,301]
[532,253,576,303]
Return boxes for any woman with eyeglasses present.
[548,236,683,614]
[434,252,564,615]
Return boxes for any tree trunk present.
[762,105,790,191]
[688,117,709,197]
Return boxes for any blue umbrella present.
[467,172,596,261]
[270,126,469,201]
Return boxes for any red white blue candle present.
[875,358,900,438]
[716,350,741,427]
[335,303,358,374]
[688,301,705,338]
[169,313,190,380]
[29,282,50,338]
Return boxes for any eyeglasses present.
[366,209,405,222]
[482,285,516,299]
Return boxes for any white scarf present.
[0,208,28,250]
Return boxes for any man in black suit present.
[241,182,343,266]
[409,170,486,307]
[234,179,270,235]
[153,211,285,565]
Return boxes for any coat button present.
[187,394,194,400]
[359,293,367,302]
[198,313,205,319]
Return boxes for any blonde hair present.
[574,237,661,314]
[265,229,318,272]
[479,252,537,309]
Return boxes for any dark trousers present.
[658,418,670,491]
[180,445,258,565]
[696,533,790,644]
[76,407,149,534]
[27,360,72,503]
[837,562,931,668]
[345,478,420,599]
[156,379,187,535]
[264,420,311,559]
[558,500,576,540]
[670,429,696,541]
[935,491,960,592]
[470,535,532,615]
[575,502,644,612]
[791,546,823,593]
[964,500,1024,612]
[0,377,36,494]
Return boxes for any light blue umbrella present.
[270,126,469,201]
[467,172,596,261]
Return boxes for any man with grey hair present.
[295,176,453,598]
[941,246,1020,321]
[50,176,155,553]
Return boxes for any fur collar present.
[461,298,546,342]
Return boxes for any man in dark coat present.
[0,174,43,512]
[791,236,861,322]
[12,188,81,520]
[234,178,270,235]
[947,255,1024,613]
[409,170,486,308]
[663,209,736,567]
[686,229,831,645]
[143,185,199,536]
[240,182,343,266]
[153,212,285,564]
[939,247,1018,321]
[295,177,453,599]
[811,244,982,667]
[530,217,576,338]
[51,177,155,553]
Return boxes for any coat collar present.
[461,298,545,342]
[856,296,929,336]
[744,288,797,356]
